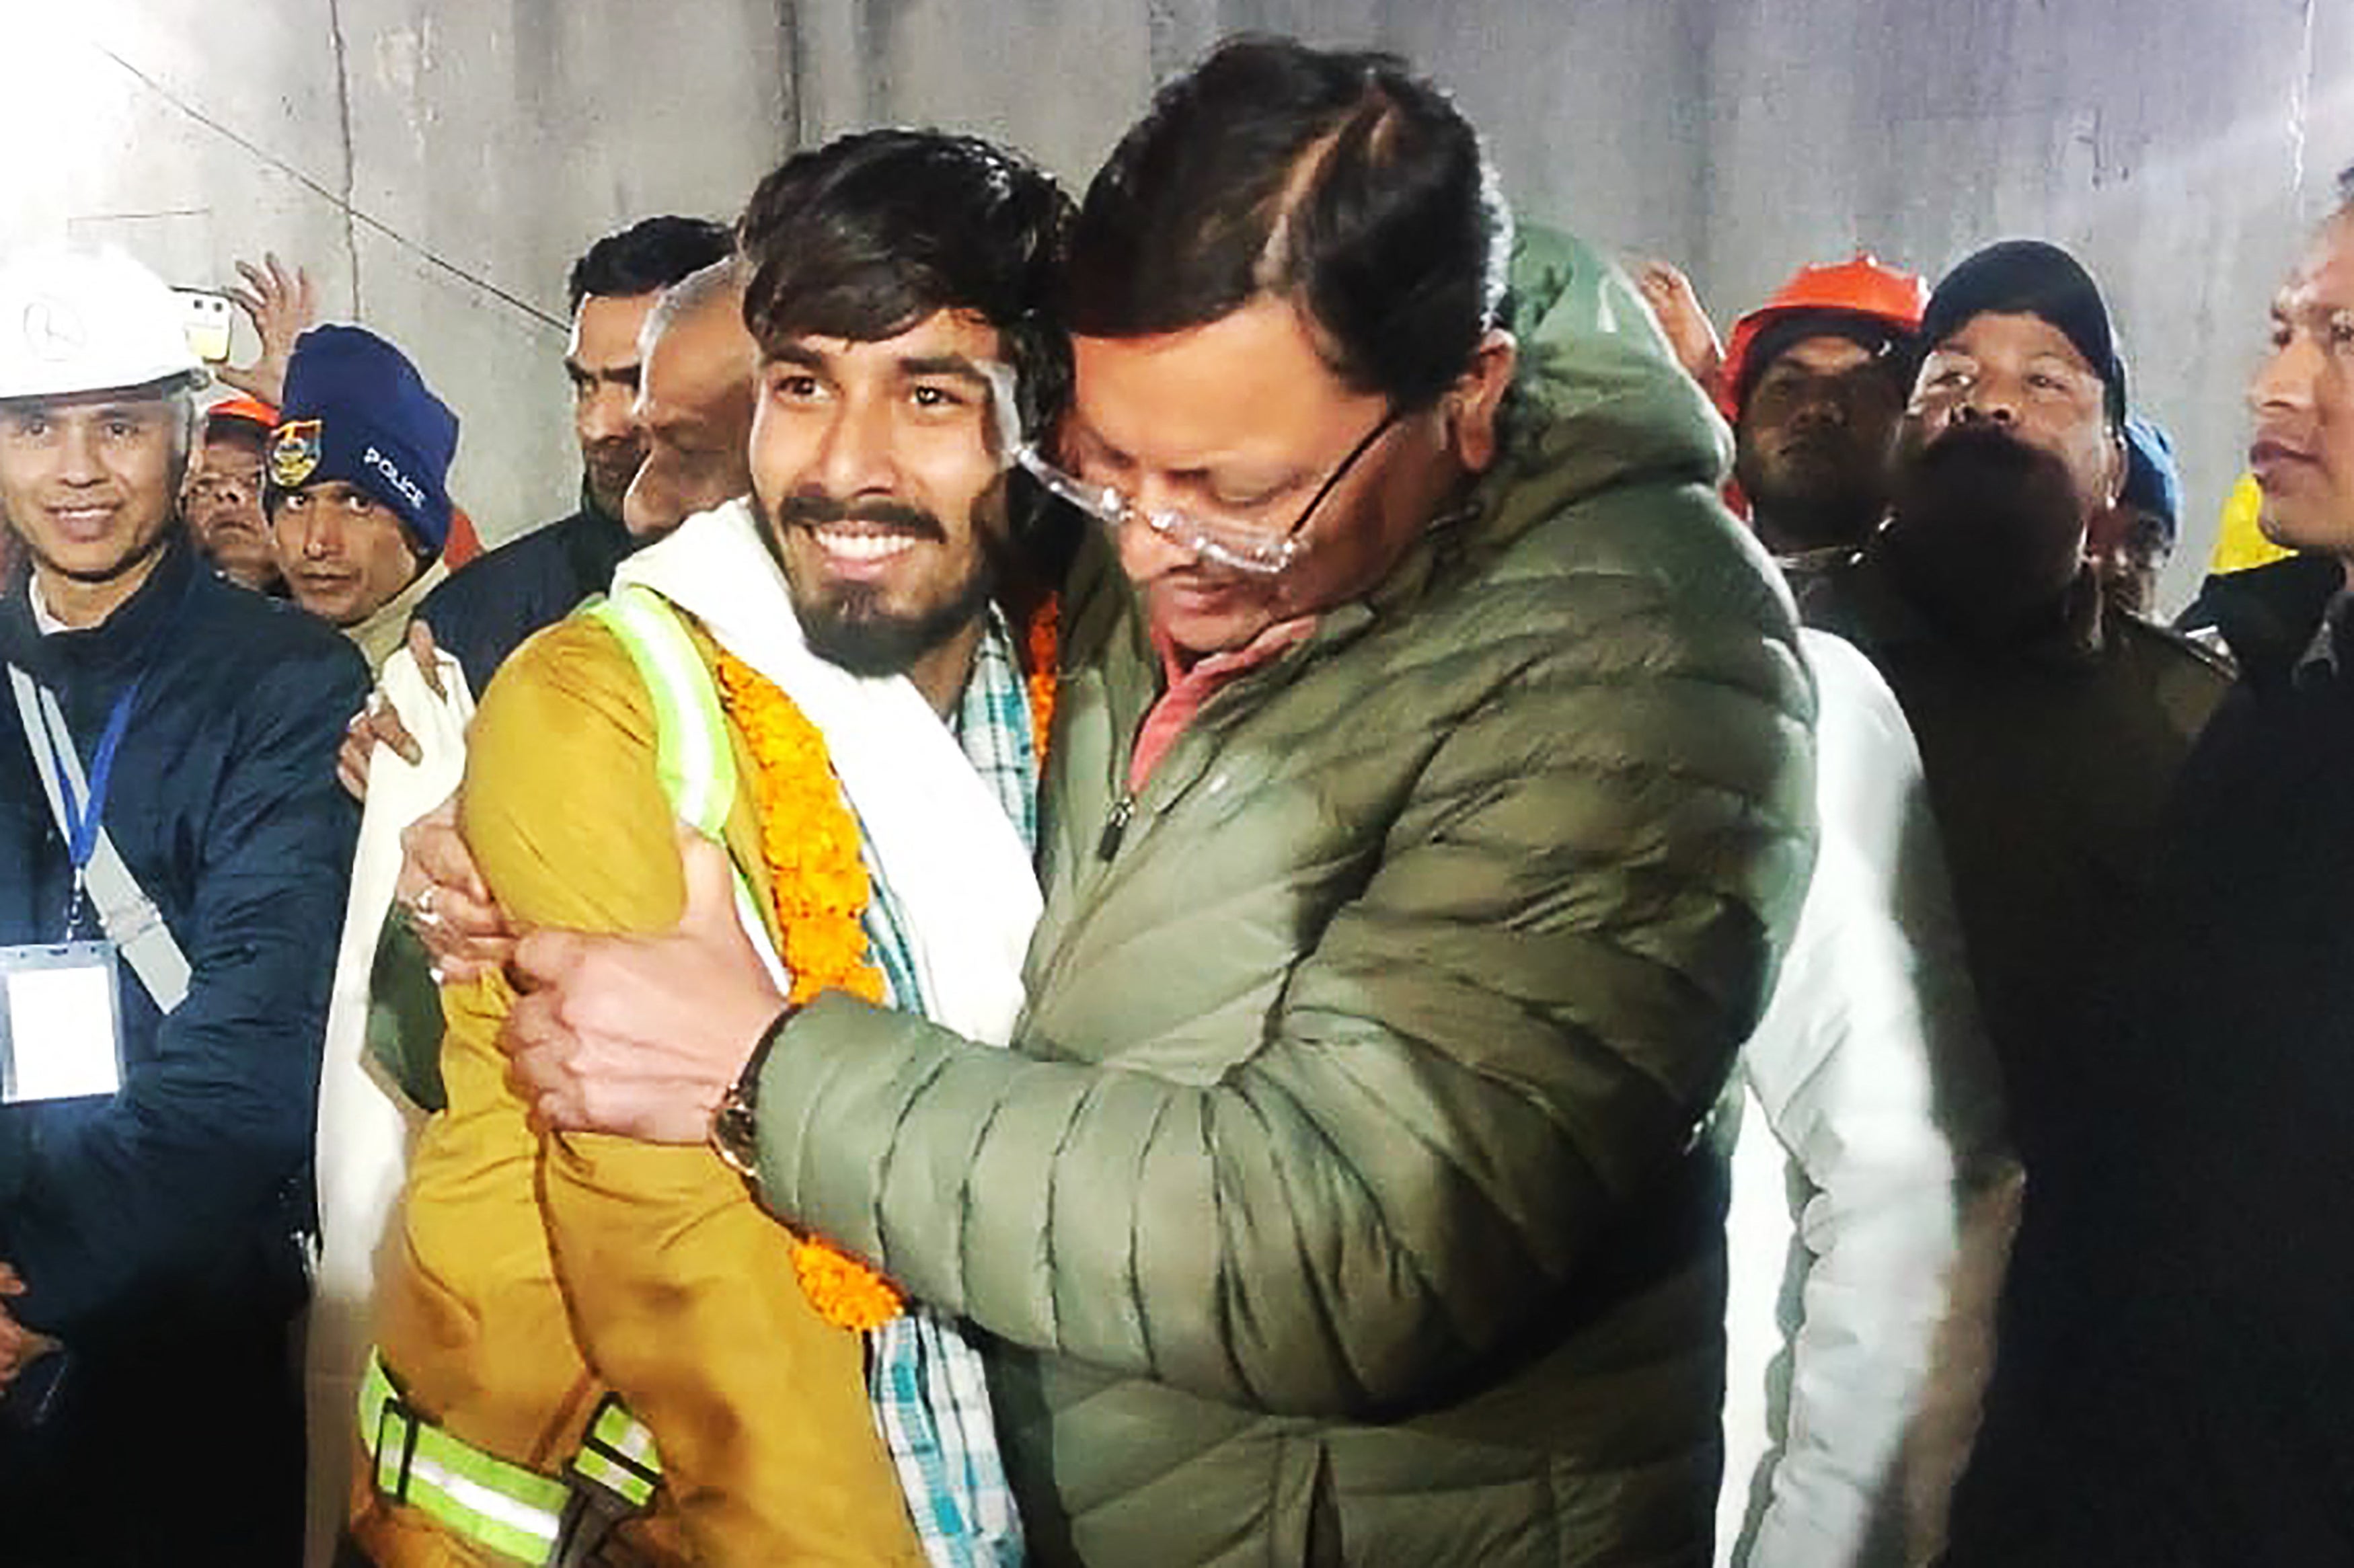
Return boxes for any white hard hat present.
[0,247,206,403]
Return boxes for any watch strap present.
[709,1004,792,1178]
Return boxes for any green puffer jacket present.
[755,236,1818,1567]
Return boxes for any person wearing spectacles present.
[494,36,1813,1568]
[1007,391,1398,579]
[183,395,283,594]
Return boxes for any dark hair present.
[1063,35,1511,412]
[737,129,1073,442]
[566,216,734,313]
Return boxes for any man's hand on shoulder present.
[338,621,451,800]
[504,828,789,1144]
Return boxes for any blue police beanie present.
[267,325,459,556]
[2120,414,2182,545]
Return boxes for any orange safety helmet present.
[1718,253,1928,422]
[202,394,280,434]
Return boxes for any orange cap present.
[203,394,279,433]
[1718,253,1928,420]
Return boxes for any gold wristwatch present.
[709,1009,790,1179]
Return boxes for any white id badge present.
[0,941,125,1103]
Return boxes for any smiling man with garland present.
[348,130,1069,1567]
[497,37,1815,1568]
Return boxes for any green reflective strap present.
[571,1450,657,1510]
[584,586,775,981]
[570,1396,664,1507]
[360,1350,568,1564]
[400,1440,566,1565]
[591,1397,663,1468]
[585,587,736,840]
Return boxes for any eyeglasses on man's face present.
[980,360,1397,576]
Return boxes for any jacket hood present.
[1486,223,1733,528]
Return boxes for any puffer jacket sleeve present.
[7,641,367,1335]
[757,508,1815,1418]
[1727,632,2012,1568]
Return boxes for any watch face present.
[711,1097,760,1179]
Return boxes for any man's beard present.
[1736,430,1891,551]
[1881,424,2090,635]
[583,436,648,518]
[771,490,999,678]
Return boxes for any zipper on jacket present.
[1096,793,1135,861]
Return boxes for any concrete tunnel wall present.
[7,1,2351,612]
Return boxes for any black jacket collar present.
[1835,544,2111,674]
[2212,554,2347,694]
[0,532,199,686]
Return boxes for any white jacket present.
[301,645,474,1567]
[1718,629,2016,1568]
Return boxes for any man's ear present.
[2101,423,2128,511]
[1446,328,1518,474]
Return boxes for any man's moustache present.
[1933,418,2025,450]
[1895,422,2045,497]
[774,492,945,540]
[1772,440,1852,472]
[1883,421,2086,626]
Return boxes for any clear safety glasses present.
[982,361,1396,576]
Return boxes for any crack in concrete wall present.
[28,3,2349,580]
[88,32,568,335]
[781,0,810,149]
[326,0,363,317]
[2291,0,2318,198]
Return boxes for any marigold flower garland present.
[707,596,1057,1333]
[1022,593,1059,748]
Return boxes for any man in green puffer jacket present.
[501,38,1817,1567]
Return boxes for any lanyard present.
[7,660,193,1011]
[12,565,187,943]
[41,674,145,874]
[24,673,147,935]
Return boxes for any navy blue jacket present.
[416,496,637,697]
[0,539,365,1347]
[1948,599,2354,1565]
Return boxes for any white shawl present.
[613,496,1040,1044]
